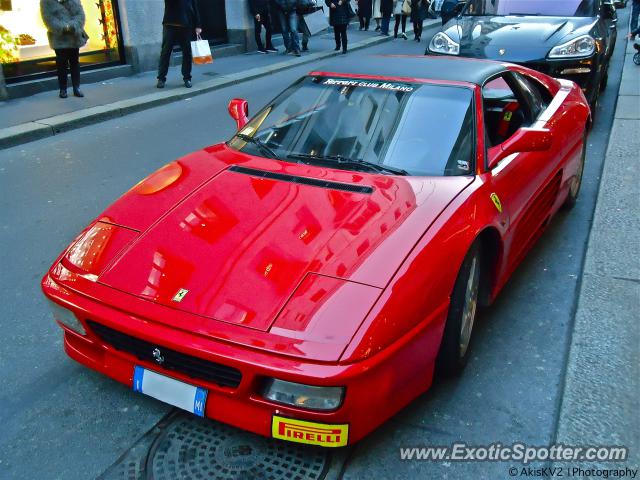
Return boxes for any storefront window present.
[0,0,123,83]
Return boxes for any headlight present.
[48,300,86,335]
[429,32,460,55]
[548,35,596,59]
[262,379,344,411]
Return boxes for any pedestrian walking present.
[326,0,352,53]
[156,0,202,89]
[274,0,302,56]
[40,0,88,98]
[298,13,311,51]
[372,0,383,31]
[410,0,429,41]
[380,0,393,35]
[393,0,408,39]
[631,0,640,40]
[356,0,372,30]
[249,0,278,53]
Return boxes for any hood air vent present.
[229,165,374,194]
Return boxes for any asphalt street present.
[0,17,630,480]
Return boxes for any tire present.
[563,132,587,209]
[599,68,608,92]
[634,53,640,66]
[435,242,481,377]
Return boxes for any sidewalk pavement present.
[554,38,639,468]
[0,21,437,150]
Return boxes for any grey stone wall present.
[225,0,253,49]
[117,0,165,73]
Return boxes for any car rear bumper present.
[43,273,444,446]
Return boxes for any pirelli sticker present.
[272,416,348,447]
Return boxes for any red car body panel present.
[42,57,590,446]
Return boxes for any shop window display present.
[0,0,122,82]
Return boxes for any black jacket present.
[162,0,201,28]
[249,0,270,15]
[326,0,352,26]
[274,0,299,12]
[380,0,393,15]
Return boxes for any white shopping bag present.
[191,34,213,65]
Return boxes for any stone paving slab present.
[555,35,640,470]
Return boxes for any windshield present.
[228,77,475,177]
[464,0,596,16]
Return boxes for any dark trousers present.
[381,14,391,33]
[394,14,407,35]
[157,25,193,81]
[334,24,348,52]
[254,9,273,50]
[359,14,371,29]
[632,0,639,33]
[413,19,423,39]
[54,48,80,90]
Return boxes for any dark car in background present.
[427,0,618,109]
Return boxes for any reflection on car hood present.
[443,15,597,62]
[96,145,474,333]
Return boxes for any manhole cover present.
[148,414,329,480]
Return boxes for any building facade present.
[0,0,257,99]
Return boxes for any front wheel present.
[436,242,481,377]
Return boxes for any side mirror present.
[488,128,552,170]
[228,98,249,130]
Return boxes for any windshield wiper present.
[235,133,279,159]
[288,152,409,176]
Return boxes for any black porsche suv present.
[427,0,618,109]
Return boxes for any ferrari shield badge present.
[172,288,189,302]
[490,193,503,213]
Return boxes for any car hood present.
[444,15,596,62]
[93,146,473,334]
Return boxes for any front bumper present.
[523,56,600,102]
[42,273,444,446]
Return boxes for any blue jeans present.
[380,14,391,34]
[278,10,300,52]
[631,0,639,34]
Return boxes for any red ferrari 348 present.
[42,56,590,447]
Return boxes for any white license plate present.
[133,366,207,417]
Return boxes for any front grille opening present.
[87,320,242,388]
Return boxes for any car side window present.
[512,73,550,119]
[482,75,529,148]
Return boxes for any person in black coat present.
[157,0,202,88]
[326,0,352,53]
[356,0,372,30]
[249,0,277,53]
[379,0,393,34]
[410,0,429,41]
